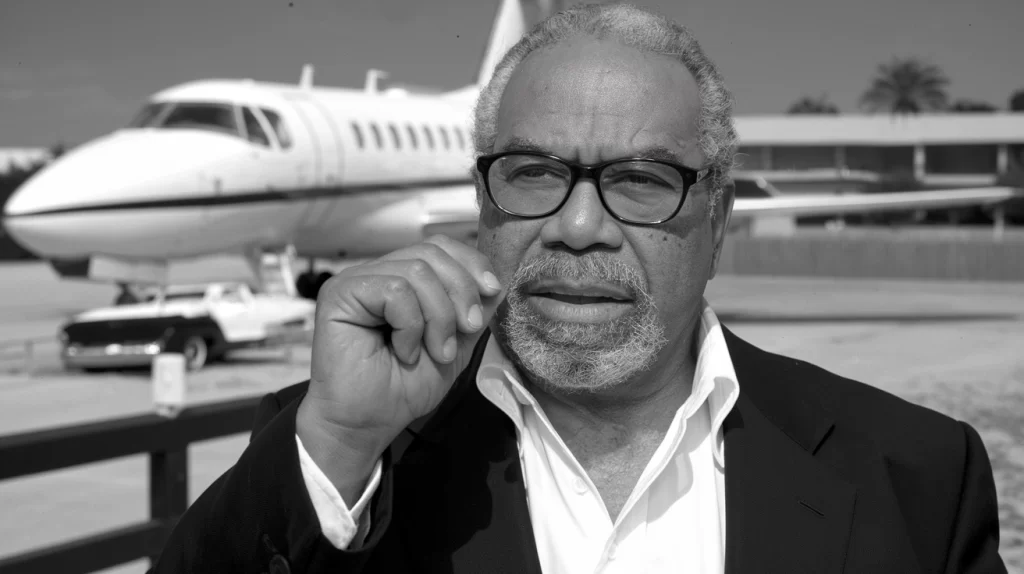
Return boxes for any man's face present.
[477,36,732,393]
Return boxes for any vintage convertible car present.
[59,282,315,371]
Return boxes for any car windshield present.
[162,289,207,301]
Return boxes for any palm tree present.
[859,58,950,114]
[787,94,839,114]
[1010,89,1024,111]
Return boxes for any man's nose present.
[539,179,623,250]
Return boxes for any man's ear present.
[709,181,735,280]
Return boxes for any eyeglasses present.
[476,151,711,225]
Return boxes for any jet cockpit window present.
[242,107,270,147]
[405,125,418,150]
[159,103,239,136]
[260,108,293,149]
[129,102,171,128]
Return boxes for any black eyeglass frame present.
[475,151,712,225]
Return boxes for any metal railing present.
[0,396,262,573]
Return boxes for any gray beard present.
[495,252,668,395]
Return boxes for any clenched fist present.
[296,235,504,503]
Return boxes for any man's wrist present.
[295,396,388,506]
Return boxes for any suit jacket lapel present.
[722,328,857,574]
[396,330,543,574]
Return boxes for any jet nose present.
[3,129,249,258]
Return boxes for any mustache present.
[507,252,649,298]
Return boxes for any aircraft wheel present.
[295,272,316,300]
[183,335,209,371]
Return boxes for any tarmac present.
[0,261,1022,573]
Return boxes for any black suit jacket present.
[150,328,1006,573]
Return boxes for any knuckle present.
[407,259,432,278]
[383,276,413,297]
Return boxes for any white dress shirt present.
[295,299,740,573]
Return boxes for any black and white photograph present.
[0,0,1021,572]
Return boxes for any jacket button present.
[269,554,290,574]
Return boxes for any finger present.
[319,274,427,364]
[379,242,492,336]
[423,234,503,296]
[343,261,459,364]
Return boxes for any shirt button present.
[572,476,587,493]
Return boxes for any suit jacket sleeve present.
[943,422,1007,574]
[148,390,402,573]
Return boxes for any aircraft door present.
[285,95,343,229]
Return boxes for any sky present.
[0,0,1022,147]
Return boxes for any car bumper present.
[62,342,163,369]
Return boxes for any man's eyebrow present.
[633,146,686,165]
[497,136,549,154]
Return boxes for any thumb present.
[454,286,506,366]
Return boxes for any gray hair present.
[472,2,738,217]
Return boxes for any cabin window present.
[438,126,450,150]
[422,126,435,150]
[351,122,365,149]
[128,102,171,128]
[159,103,239,136]
[260,108,293,149]
[388,124,402,149]
[453,126,466,150]
[369,123,383,148]
[242,108,270,147]
[405,125,419,149]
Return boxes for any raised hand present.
[295,235,504,502]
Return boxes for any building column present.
[835,146,847,173]
[913,145,925,180]
[997,144,1009,174]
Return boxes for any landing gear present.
[295,270,331,300]
[114,282,140,306]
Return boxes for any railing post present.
[148,448,188,565]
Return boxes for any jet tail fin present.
[475,0,528,88]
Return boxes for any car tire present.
[182,335,209,371]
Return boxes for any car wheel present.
[182,335,209,371]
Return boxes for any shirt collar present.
[476,298,740,466]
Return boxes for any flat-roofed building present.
[733,113,1024,194]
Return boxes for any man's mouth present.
[526,280,634,305]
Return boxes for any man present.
[152,4,1005,573]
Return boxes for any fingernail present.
[482,271,501,291]
[443,336,457,361]
[467,304,482,330]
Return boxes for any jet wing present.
[731,186,1024,219]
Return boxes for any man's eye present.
[609,172,672,188]
[510,166,561,180]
